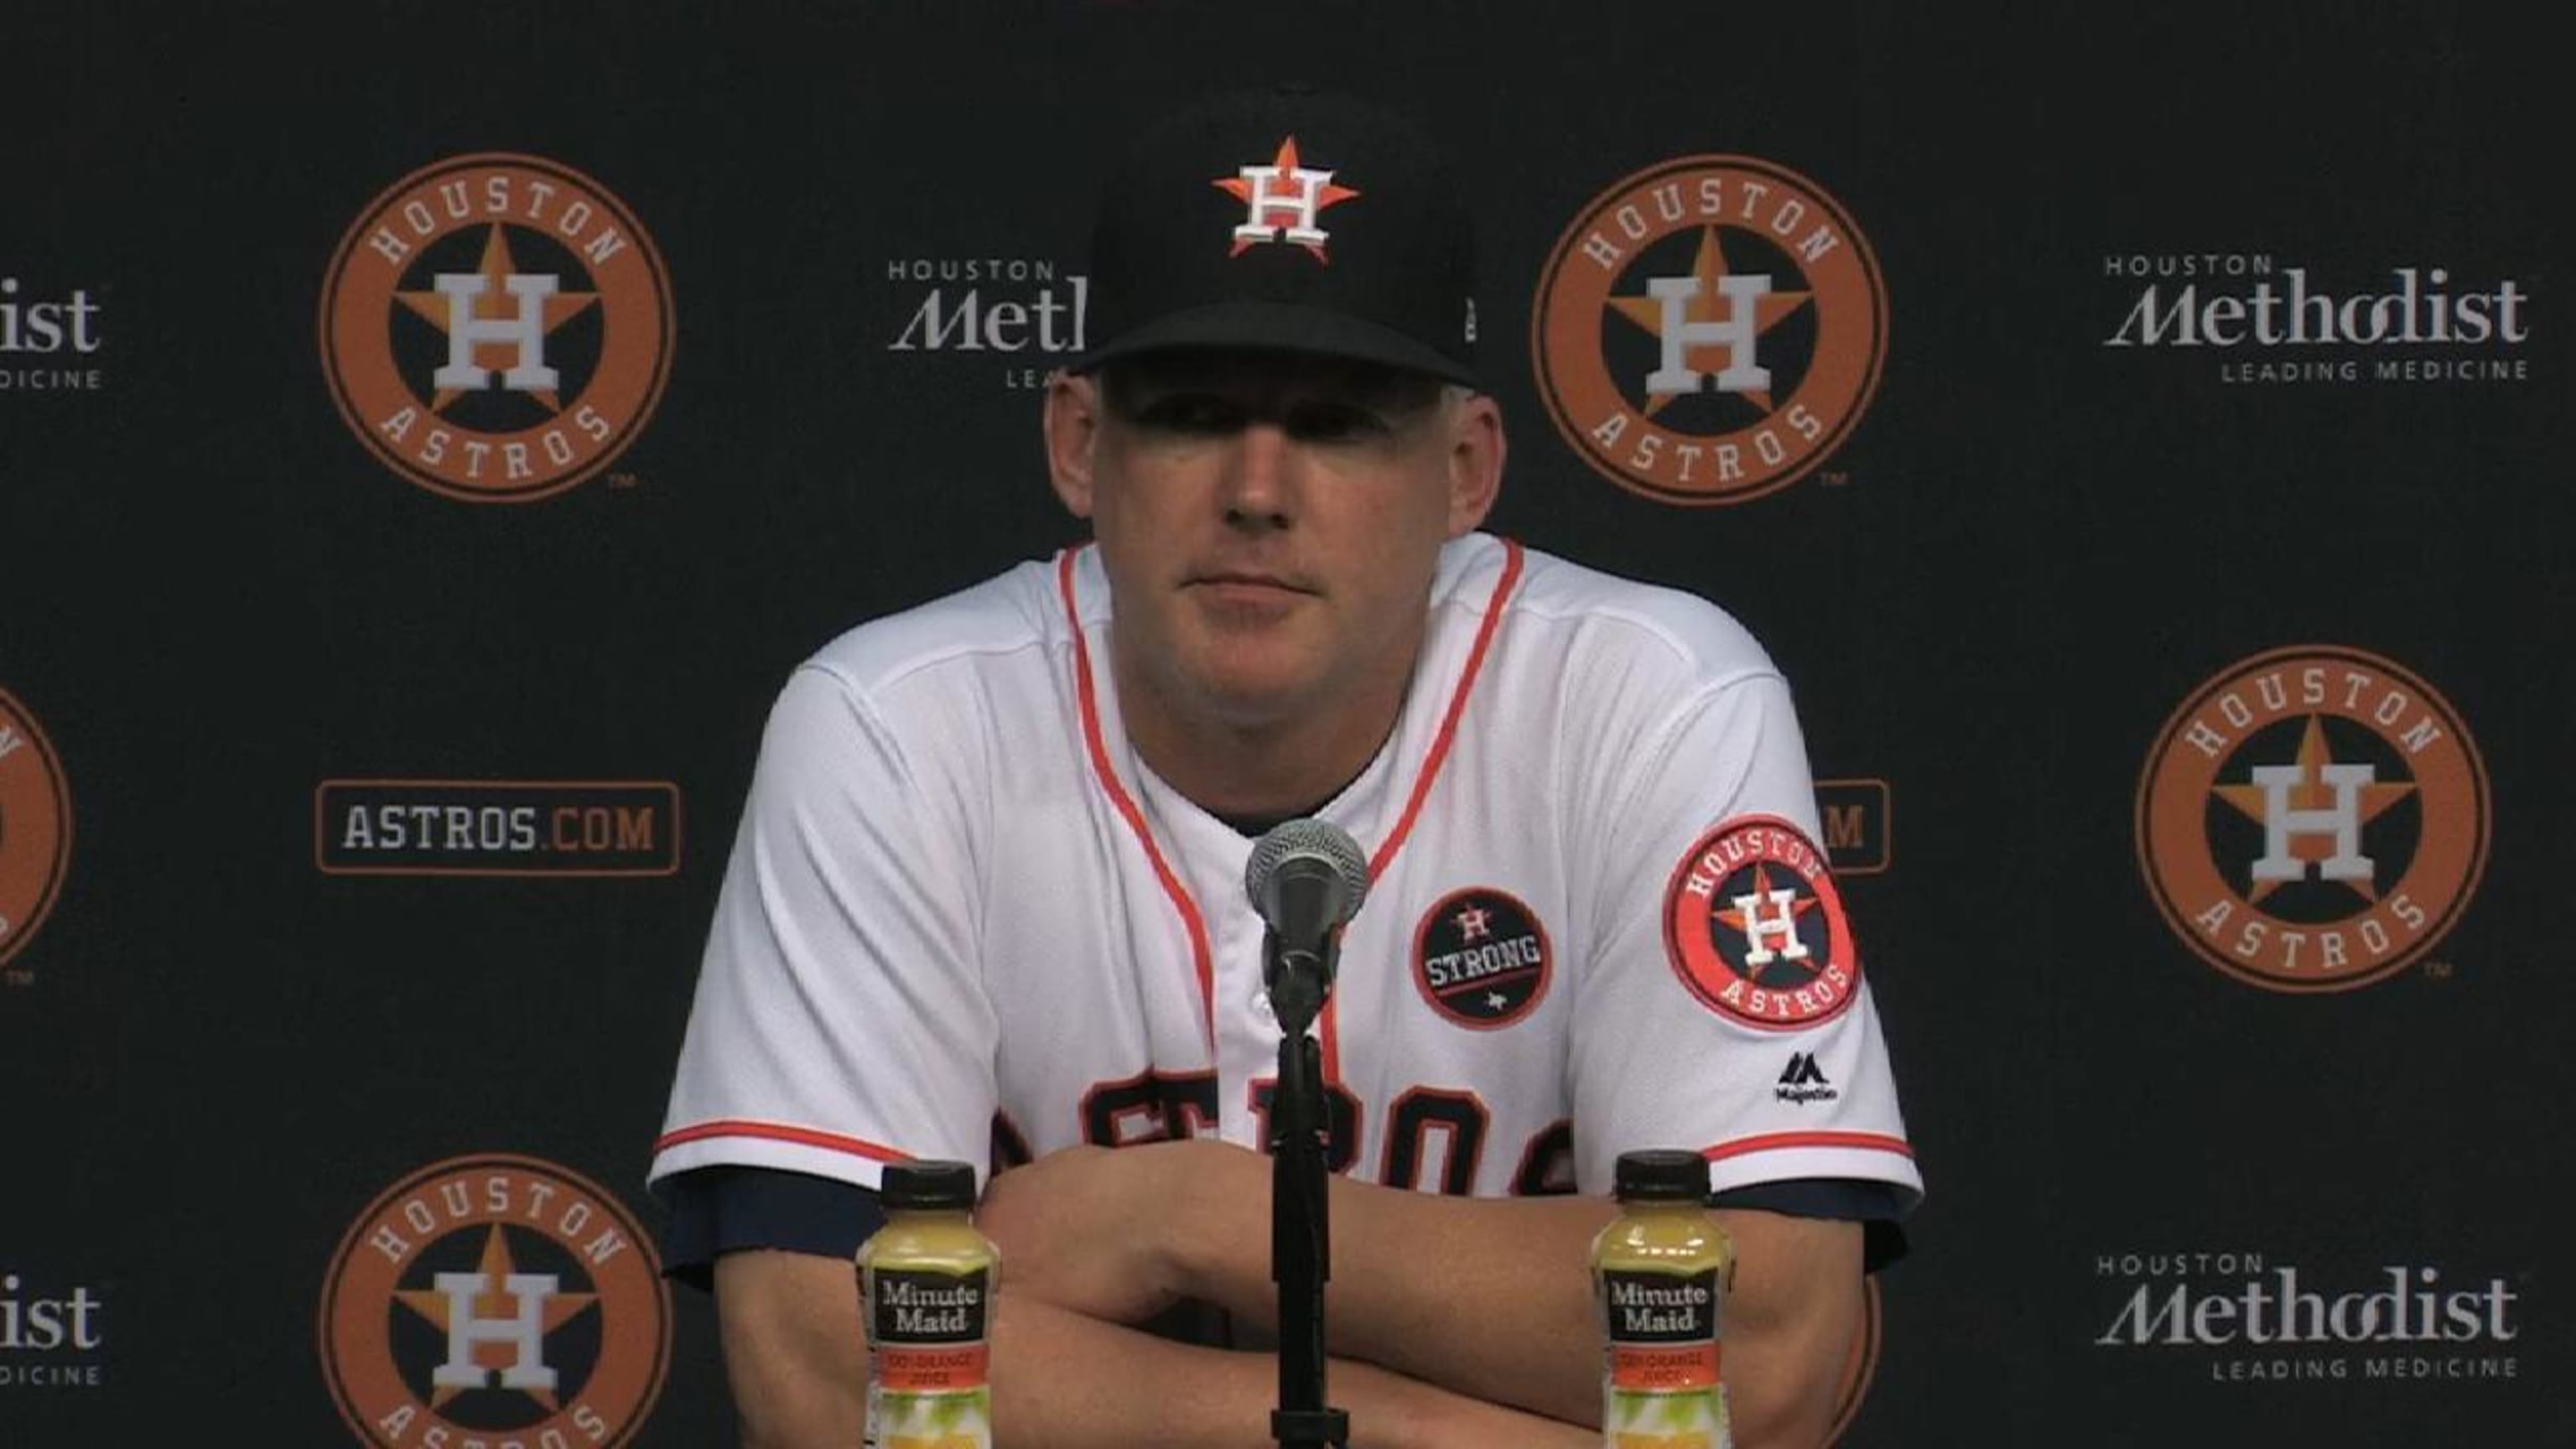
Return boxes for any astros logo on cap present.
[1215,136,1360,262]
[319,1153,671,1446]
[319,153,673,502]
[1663,816,1861,1030]
[2136,646,2489,991]
[1534,157,1886,505]
[0,685,71,978]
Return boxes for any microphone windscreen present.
[1242,818,1369,923]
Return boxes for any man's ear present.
[1444,392,1506,536]
[1044,370,1102,519]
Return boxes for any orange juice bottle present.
[1591,1149,1732,1449]
[857,1161,996,1449]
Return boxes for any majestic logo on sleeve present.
[1410,887,1552,1029]
[320,154,674,502]
[319,1154,670,1446]
[1776,1052,1838,1105]
[0,687,71,979]
[1215,137,1359,262]
[2137,647,2489,991]
[1534,156,1886,506]
[1664,818,1861,1030]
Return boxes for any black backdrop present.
[3,3,2566,1443]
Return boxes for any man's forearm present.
[1704,1208,1863,1449]
[1149,1145,1607,1412]
[1321,1183,1617,1425]
[1163,1146,1865,1438]
[991,1295,1286,1449]
[1173,1160,1613,1425]
[715,1247,1587,1449]
[992,1296,1593,1449]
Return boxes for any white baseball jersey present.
[651,533,1920,1208]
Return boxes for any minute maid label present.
[865,1266,993,1449]
[1600,1267,1728,1449]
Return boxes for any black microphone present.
[1243,818,1369,1030]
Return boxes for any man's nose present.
[1221,421,1295,527]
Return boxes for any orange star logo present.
[1606,227,1814,418]
[394,224,600,413]
[1213,136,1360,262]
[392,1224,599,1411]
[2210,714,2414,905]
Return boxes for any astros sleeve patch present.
[1661,815,1862,1031]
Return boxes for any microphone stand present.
[1264,932,1349,1449]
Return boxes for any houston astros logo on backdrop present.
[1216,137,1358,262]
[319,1154,670,1446]
[0,686,71,982]
[320,154,673,502]
[1664,817,1861,1029]
[2137,646,2488,991]
[1411,887,1551,1029]
[1534,157,1886,506]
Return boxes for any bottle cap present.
[1612,1149,1711,1203]
[881,1160,978,1211]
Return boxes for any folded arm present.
[712,1245,1596,1449]
[1206,1150,1859,1444]
[977,1140,1865,1447]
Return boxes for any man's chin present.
[1177,657,1325,730]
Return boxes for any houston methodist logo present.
[0,686,71,982]
[1,273,108,396]
[2137,647,2488,991]
[319,1154,670,1446]
[320,154,674,502]
[1534,157,1886,506]
[1663,817,1862,1030]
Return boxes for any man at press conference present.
[647,84,1920,1447]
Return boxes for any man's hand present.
[974,1139,1259,1326]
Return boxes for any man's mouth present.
[1190,571,1310,594]
[1186,572,1315,612]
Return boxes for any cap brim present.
[1066,299,1478,388]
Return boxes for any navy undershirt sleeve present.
[658,1166,886,1291]
[662,1166,1909,1291]
[1710,1177,1911,1273]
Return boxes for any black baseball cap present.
[1067,84,1479,387]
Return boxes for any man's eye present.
[1134,396,1244,434]
[1284,402,1388,441]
